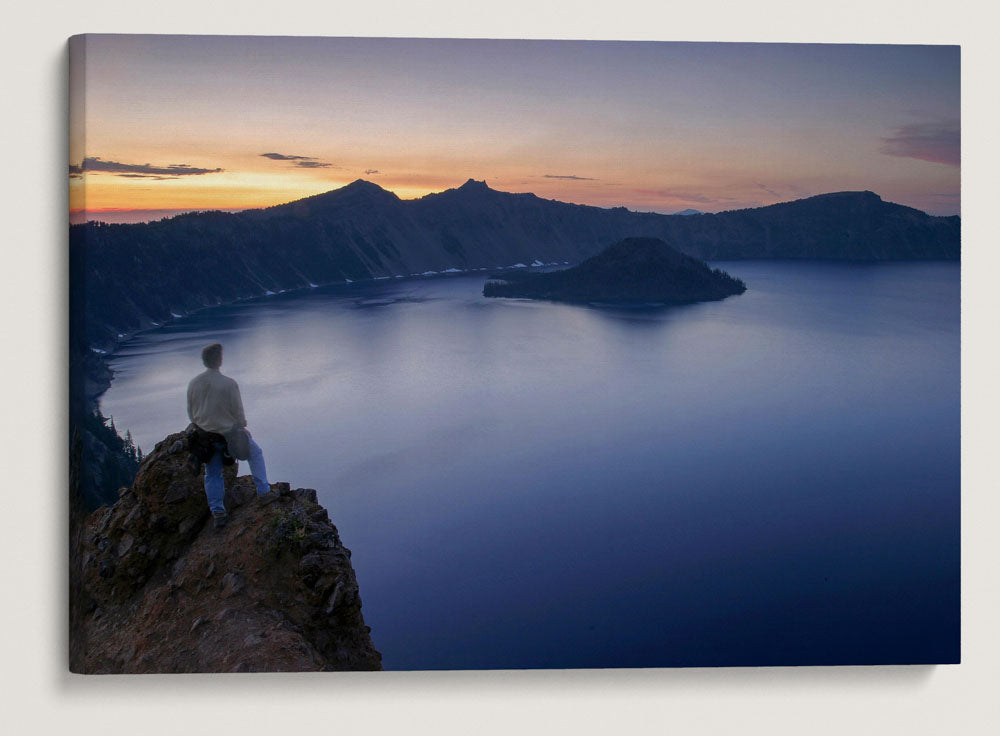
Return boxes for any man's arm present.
[230,380,248,428]
[186,381,195,424]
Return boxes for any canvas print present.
[68,35,960,672]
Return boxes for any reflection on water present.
[102,262,960,669]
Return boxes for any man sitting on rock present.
[186,342,276,528]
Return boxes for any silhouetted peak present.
[597,237,688,263]
[342,178,385,192]
[309,179,399,205]
[457,178,492,192]
[810,190,882,201]
[782,190,884,207]
[734,190,890,216]
[251,178,401,218]
[332,179,400,201]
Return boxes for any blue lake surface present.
[101,261,960,668]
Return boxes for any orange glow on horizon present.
[68,157,960,221]
[68,161,742,216]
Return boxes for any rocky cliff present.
[69,428,382,673]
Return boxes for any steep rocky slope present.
[70,428,381,673]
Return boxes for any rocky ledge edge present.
[70,426,382,673]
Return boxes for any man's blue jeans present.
[204,436,270,514]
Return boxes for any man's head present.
[202,342,223,369]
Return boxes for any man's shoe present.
[212,510,228,529]
[257,488,280,507]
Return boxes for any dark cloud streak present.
[71,157,223,178]
[260,152,314,161]
[543,174,597,181]
[261,152,338,169]
[880,122,960,166]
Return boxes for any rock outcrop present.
[69,428,381,673]
[483,236,747,305]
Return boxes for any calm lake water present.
[101,261,960,668]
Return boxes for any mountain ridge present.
[71,180,959,351]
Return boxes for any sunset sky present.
[69,35,960,222]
